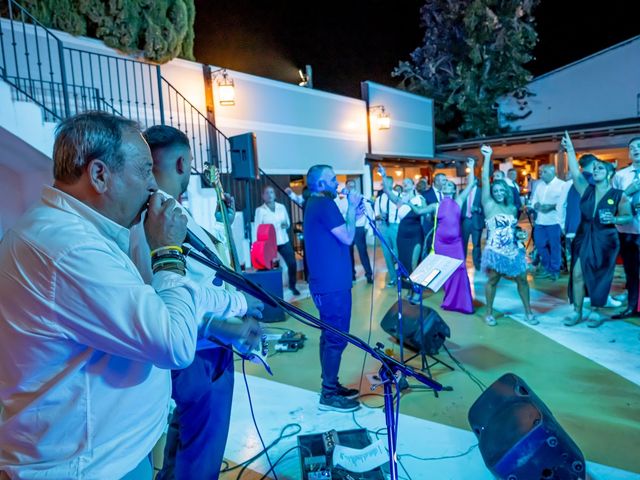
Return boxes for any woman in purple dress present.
[404,160,476,313]
[480,145,537,326]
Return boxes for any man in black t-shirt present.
[304,164,362,412]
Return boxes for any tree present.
[20,0,195,63]
[394,0,539,140]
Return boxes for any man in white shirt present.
[130,126,264,479]
[335,180,373,283]
[611,136,640,319]
[530,164,567,281]
[374,175,401,286]
[255,185,300,295]
[0,112,205,479]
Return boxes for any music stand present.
[364,212,453,396]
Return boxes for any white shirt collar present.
[42,185,131,253]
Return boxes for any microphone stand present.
[182,244,443,480]
[364,212,424,363]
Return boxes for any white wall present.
[500,36,640,131]
[213,69,369,175]
[363,81,435,158]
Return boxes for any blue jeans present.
[379,222,399,283]
[156,348,234,480]
[312,289,352,395]
[534,224,562,275]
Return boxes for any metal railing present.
[1,0,306,265]
[0,0,225,174]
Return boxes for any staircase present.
[0,0,304,268]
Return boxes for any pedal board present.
[298,428,386,480]
[275,330,306,352]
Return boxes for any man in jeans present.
[611,136,640,319]
[304,164,362,412]
[531,164,567,281]
[374,175,401,286]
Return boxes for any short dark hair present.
[306,164,332,192]
[578,153,598,169]
[53,111,138,183]
[143,125,190,153]
[628,136,640,146]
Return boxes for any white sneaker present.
[605,296,622,308]
[612,292,628,302]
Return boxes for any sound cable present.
[236,359,277,479]
[257,445,312,480]
[357,220,378,396]
[397,442,479,462]
[221,423,302,475]
[441,343,487,392]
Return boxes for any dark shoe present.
[612,309,640,320]
[319,393,360,412]
[290,287,301,296]
[387,280,397,287]
[336,383,359,399]
[366,277,373,284]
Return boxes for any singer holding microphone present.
[0,112,210,479]
[304,165,362,412]
[129,126,264,479]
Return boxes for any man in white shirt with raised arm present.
[374,175,401,286]
[0,112,209,479]
[129,126,264,480]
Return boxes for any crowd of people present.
[1,109,638,477]
[344,135,640,328]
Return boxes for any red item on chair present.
[251,224,278,270]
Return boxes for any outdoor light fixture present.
[212,68,236,106]
[369,105,390,130]
[298,64,313,88]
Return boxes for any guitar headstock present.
[203,162,221,189]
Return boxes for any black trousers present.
[350,226,373,280]
[461,217,483,270]
[619,232,640,311]
[278,241,298,289]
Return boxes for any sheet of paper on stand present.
[410,253,463,291]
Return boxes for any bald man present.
[304,164,362,412]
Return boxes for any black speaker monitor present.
[468,373,585,480]
[230,132,259,180]
[380,299,450,355]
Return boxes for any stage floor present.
[219,248,640,479]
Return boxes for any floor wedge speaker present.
[468,373,585,480]
[380,299,450,355]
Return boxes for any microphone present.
[184,228,224,286]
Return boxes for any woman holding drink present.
[561,132,633,327]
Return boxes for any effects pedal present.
[275,330,306,352]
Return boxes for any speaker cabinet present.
[242,269,285,322]
[468,373,585,480]
[230,132,259,180]
[380,299,450,355]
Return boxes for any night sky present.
[193,0,639,99]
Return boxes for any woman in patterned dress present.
[480,145,537,326]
